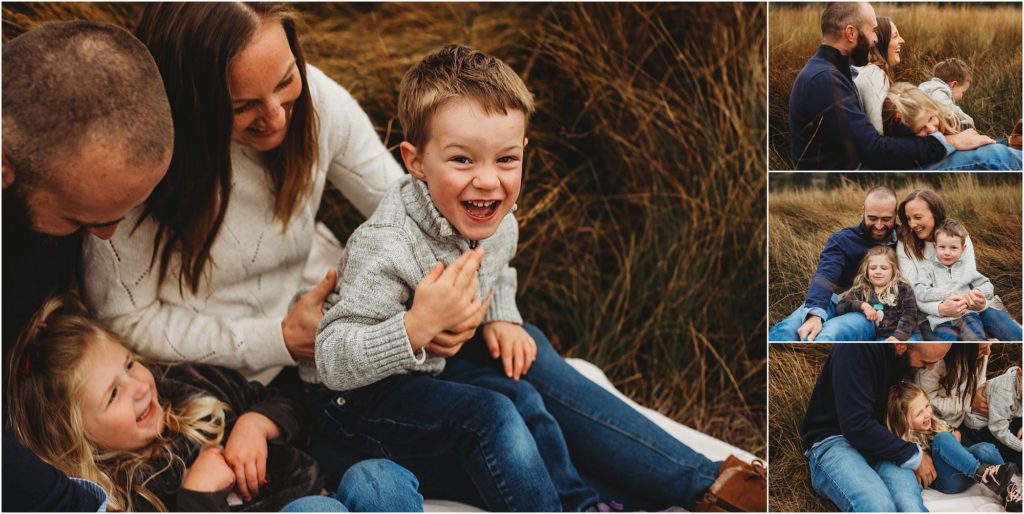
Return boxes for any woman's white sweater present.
[82,65,405,384]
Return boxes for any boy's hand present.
[427,291,492,357]
[182,446,235,493]
[861,303,878,321]
[966,289,987,310]
[406,249,484,351]
[282,269,337,361]
[938,295,968,318]
[224,412,279,502]
[483,321,537,380]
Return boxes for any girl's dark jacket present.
[138,363,320,512]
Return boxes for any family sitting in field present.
[788,2,1022,170]
[769,186,1022,342]
[803,343,1022,512]
[2,3,767,512]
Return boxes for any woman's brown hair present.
[897,189,947,261]
[937,343,980,410]
[870,16,895,83]
[135,3,318,293]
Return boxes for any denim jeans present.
[281,459,423,512]
[808,436,925,512]
[932,313,986,341]
[919,144,1023,171]
[305,371,565,511]
[930,432,1003,495]
[769,294,877,341]
[978,308,1023,341]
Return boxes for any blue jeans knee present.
[334,459,423,512]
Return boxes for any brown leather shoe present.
[691,455,767,512]
[1010,119,1022,150]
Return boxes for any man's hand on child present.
[796,315,822,342]
[860,303,878,321]
[427,291,493,357]
[946,129,996,151]
[282,269,338,361]
[938,295,968,318]
[224,412,279,502]
[915,451,937,488]
[483,321,537,380]
[182,446,235,494]
[406,248,484,351]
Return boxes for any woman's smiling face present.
[886,22,904,65]
[904,198,936,241]
[228,18,302,152]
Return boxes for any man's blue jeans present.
[930,432,1003,494]
[919,144,1022,171]
[808,436,925,512]
[769,295,876,341]
[281,459,423,512]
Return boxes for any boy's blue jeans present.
[808,436,925,512]
[769,294,877,341]
[930,432,1003,495]
[932,313,986,341]
[281,459,423,512]
[305,331,594,512]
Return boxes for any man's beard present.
[3,183,35,237]
[851,31,871,67]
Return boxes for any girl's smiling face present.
[909,391,933,432]
[904,198,937,241]
[866,254,894,288]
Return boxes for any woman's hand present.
[860,303,878,321]
[182,446,235,493]
[223,412,280,502]
[971,383,989,416]
[426,291,492,358]
[483,321,537,380]
[946,129,996,151]
[938,295,967,318]
[282,270,338,361]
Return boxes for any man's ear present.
[2,147,14,190]
[400,141,426,181]
[892,342,908,355]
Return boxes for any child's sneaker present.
[975,462,1018,498]
[1004,478,1022,512]
[692,455,766,512]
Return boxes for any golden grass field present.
[769,343,1023,512]
[3,2,768,454]
[769,173,1022,328]
[769,2,1023,169]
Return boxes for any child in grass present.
[7,295,422,512]
[887,380,1020,510]
[882,82,963,138]
[912,218,994,341]
[919,58,975,129]
[834,246,918,341]
[964,366,1023,461]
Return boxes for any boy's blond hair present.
[933,58,972,86]
[934,217,970,245]
[882,82,961,137]
[398,44,535,149]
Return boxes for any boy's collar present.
[405,177,458,239]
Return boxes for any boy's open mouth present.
[462,200,500,221]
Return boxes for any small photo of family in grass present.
[770,342,1022,512]
[769,2,1023,170]
[2,2,768,513]
[769,173,1022,342]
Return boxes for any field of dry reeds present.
[3,3,768,453]
[769,343,1023,512]
[769,173,1022,329]
[769,2,1023,170]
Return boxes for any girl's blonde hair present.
[845,246,906,307]
[886,380,952,450]
[6,295,229,511]
[882,82,961,137]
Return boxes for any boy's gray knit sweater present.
[918,77,974,127]
[913,256,993,330]
[965,367,1022,453]
[299,175,522,390]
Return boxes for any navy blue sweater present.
[802,344,919,465]
[788,45,947,170]
[802,221,896,320]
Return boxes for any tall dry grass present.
[769,343,1023,512]
[3,3,767,453]
[769,173,1022,327]
[769,2,1023,169]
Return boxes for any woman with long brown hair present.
[853,15,905,134]
[896,189,1022,340]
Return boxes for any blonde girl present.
[835,246,918,341]
[887,380,1019,509]
[6,295,421,512]
[882,82,962,138]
